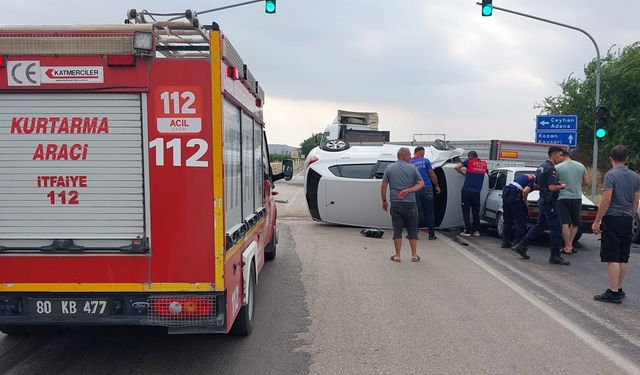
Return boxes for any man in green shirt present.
[556,150,588,254]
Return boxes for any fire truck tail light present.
[107,54,136,67]
[151,297,214,318]
[133,31,153,52]
[227,66,240,80]
[0,55,5,68]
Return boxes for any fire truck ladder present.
[125,7,266,106]
[126,9,211,59]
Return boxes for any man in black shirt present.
[513,146,569,265]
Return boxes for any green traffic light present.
[596,128,607,138]
[482,5,493,16]
[265,0,276,14]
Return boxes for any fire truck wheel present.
[321,139,350,152]
[230,262,255,336]
[265,226,277,261]
[0,325,28,336]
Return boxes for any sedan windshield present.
[514,171,536,179]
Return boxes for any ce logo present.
[8,61,41,86]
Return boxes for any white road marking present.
[455,237,640,348]
[441,235,640,375]
[284,168,305,206]
[289,185,303,206]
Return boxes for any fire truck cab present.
[0,17,291,334]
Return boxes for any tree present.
[269,153,290,162]
[300,133,323,157]
[536,42,640,171]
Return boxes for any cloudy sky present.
[4,1,639,146]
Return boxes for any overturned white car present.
[304,142,473,229]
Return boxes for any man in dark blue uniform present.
[501,173,536,249]
[513,146,569,265]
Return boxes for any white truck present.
[445,139,561,167]
[319,110,389,151]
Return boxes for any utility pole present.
[477,3,601,198]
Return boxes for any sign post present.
[535,115,578,148]
[476,1,601,198]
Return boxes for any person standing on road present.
[500,174,536,249]
[556,150,589,254]
[512,146,569,265]
[411,146,441,240]
[381,147,425,262]
[455,151,488,237]
[592,145,640,304]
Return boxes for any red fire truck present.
[0,15,292,335]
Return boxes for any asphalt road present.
[2,172,640,374]
[455,228,640,367]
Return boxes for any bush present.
[269,153,290,162]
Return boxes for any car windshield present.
[514,171,536,179]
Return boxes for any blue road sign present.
[536,115,578,131]
[536,131,577,147]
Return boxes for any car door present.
[484,170,507,221]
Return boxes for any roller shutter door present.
[0,93,146,249]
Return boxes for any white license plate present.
[27,298,110,316]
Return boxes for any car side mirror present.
[282,159,294,181]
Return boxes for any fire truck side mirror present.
[282,159,294,181]
[271,159,294,182]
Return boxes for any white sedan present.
[482,167,598,243]
[303,143,469,229]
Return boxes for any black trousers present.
[601,215,632,263]
[390,203,419,240]
[502,188,528,243]
[461,190,481,232]
[523,201,562,251]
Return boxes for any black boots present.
[512,242,530,259]
[594,289,621,303]
[501,240,512,249]
[549,249,570,265]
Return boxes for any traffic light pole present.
[477,3,602,198]
[148,0,266,21]
[188,0,264,17]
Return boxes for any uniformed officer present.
[512,146,570,265]
[501,174,536,249]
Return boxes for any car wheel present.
[496,212,505,239]
[230,263,255,336]
[321,139,350,152]
[633,215,640,243]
